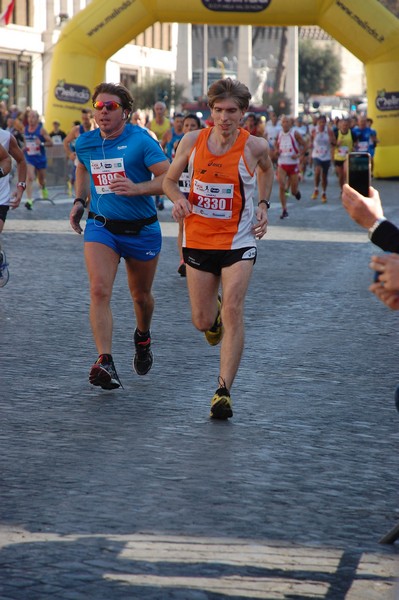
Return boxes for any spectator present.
[341,182,399,412]
[49,120,67,144]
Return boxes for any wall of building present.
[0,0,176,123]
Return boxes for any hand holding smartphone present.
[347,152,371,197]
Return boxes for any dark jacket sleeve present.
[371,220,399,253]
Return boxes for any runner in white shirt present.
[309,115,336,203]
[276,116,306,219]
[265,111,282,170]
[0,130,27,286]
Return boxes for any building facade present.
[0,0,177,122]
[0,1,365,121]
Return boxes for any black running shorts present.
[182,247,257,276]
[0,205,10,223]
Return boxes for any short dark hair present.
[92,82,134,113]
[183,113,201,128]
[207,78,251,111]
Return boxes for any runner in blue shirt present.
[353,115,378,175]
[69,82,169,390]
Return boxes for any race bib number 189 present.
[90,157,126,194]
[192,179,233,219]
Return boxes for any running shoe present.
[280,209,289,220]
[42,187,49,200]
[210,379,233,420]
[25,199,33,210]
[89,355,122,390]
[311,189,319,200]
[0,249,9,288]
[294,191,301,201]
[133,329,153,375]
[177,261,186,277]
[321,192,327,203]
[205,294,223,346]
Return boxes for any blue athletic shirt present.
[24,124,47,169]
[164,130,184,161]
[76,124,167,221]
[352,126,376,155]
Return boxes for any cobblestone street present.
[0,174,398,599]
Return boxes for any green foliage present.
[299,40,342,102]
[130,76,185,110]
[262,90,291,117]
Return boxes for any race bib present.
[178,171,191,196]
[337,145,349,157]
[26,139,41,156]
[357,141,368,152]
[90,157,126,194]
[192,179,233,219]
[314,145,325,157]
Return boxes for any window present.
[0,0,33,27]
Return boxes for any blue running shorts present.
[84,219,162,261]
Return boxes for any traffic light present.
[0,78,13,101]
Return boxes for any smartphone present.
[347,152,371,197]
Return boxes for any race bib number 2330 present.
[192,179,233,219]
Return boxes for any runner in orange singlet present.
[163,78,274,420]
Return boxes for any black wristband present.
[73,198,86,208]
[258,199,270,209]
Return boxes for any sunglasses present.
[93,100,122,111]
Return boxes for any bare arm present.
[69,161,91,234]
[160,129,171,149]
[0,144,11,176]
[162,131,199,222]
[63,127,78,159]
[40,127,53,146]
[108,159,170,197]
[9,135,27,208]
[247,136,274,239]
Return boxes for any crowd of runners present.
[0,83,380,419]
[130,104,378,223]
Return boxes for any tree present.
[262,90,291,117]
[130,76,185,111]
[299,40,342,102]
[274,27,289,93]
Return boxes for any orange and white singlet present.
[184,127,256,250]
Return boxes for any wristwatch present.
[17,182,27,190]
[258,199,271,209]
[368,217,386,239]
[0,167,5,178]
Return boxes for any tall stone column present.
[42,0,56,117]
[286,27,299,116]
[237,25,252,89]
[175,23,193,102]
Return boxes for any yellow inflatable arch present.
[45,0,399,178]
